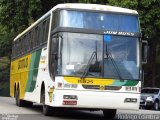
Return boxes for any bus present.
[10,3,147,118]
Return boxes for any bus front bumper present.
[50,89,140,110]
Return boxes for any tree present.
[0,0,29,33]
[0,26,13,57]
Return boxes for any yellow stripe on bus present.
[64,77,114,86]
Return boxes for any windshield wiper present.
[105,44,124,82]
[81,51,97,79]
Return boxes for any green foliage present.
[78,0,107,4]
[0,56,10,96]
[0,56,10,79]
[0,57,10,69]
[0,0,29,33]
[140,0,160,39]
[0,26,14,57]
[108,0,138,9]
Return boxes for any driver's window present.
[49,35,59,81]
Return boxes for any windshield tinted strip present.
[60,10,139,32]
[51,27,142,37]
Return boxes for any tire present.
[41,89,52,116]
[153,101,159,111]
[15,87,25,107]
[103,109,117,119]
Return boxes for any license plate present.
[63,100,77,105]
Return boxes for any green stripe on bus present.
[123,80,139,86]
[26,49,42,92]
[112,80,139,86]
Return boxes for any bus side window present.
[23,36,26,53]
[39,23,43,45]
[26,33,30,52]
[29,31,34,50]
[49,35,59,81]
[37,25,41,46]
[21,38,23,54]
[24,35,28,53]
[46,18,50,42]
[32,30,36,49]
[35,27,38,47]
[15,42,17,57]
[18,39,22,56]
[42,17,50,44]
[42,21,46,44]
[52,10,59,30]
[22,37,25,54]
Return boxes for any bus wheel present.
[41,90,52,116]
[15,87,24,107]
[103,109,117,119]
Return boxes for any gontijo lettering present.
[18,58,28,69]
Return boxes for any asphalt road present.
[0,97,160,120]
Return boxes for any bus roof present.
[14,3,138,41]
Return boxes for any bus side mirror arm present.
[142,40,148,64]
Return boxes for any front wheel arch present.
[40,82,45,103]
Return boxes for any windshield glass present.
[56,32,140,80]
[58,32,103,77]
[104,35,139,79]
[60,10,139,32]
[141,89,159,94]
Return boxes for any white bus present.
[10,3,146,118]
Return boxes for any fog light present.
[124,98,131,102]
[124,98,137,103]
[63,95,78,100]
[131,98,137,103]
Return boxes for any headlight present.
[146,96,154,101]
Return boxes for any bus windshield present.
[56,32,140,80]
[103,35,139,80]
[59,10,139,32]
